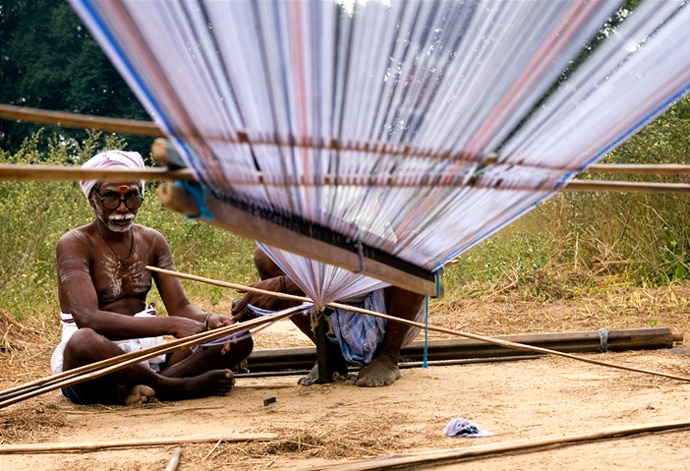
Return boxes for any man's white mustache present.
[109,213,135,223]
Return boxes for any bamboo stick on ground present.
[304,420,690,471]
[244,327,679,373]
[235,355,548,379]
[0,434,278,454]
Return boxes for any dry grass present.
[0,401,66,444]
[429,281,690,337]
[173,416,407,470]
[0,311,42,354]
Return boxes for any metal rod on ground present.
[146,266,690,383]
[235,356,548,379]
[243,328,679,373]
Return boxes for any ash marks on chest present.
[96,256,151,305]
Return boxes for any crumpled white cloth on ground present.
[444,417,494,438]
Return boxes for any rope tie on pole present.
[598,328,610,353]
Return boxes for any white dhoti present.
[50,305,167,374]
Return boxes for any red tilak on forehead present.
[118,185,129,191]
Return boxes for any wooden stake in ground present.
[165,447,183,471]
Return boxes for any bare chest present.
[91,251,152,306]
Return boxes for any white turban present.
[80,150,146,198]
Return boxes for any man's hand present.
[205,313,234,330]
[203,313,236,355]
[231,276,299,322]
[169,316,206,338]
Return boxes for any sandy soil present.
[1,286,689,470]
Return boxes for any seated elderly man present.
[51,150,253,405]
[232,247,426,387]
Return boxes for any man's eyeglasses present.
[95,192,144,210]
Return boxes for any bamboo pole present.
[0,433,278,455]
[304,420,690,471]
[147,266,690,383]
[0,164,195,182]
[562,180,690,194]
[3,104,689,179]
[1,162,688,194]
[236,355,548,379]
[585,163,690,175]
[0,103,162,136]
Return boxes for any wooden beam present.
[156,183,439,296]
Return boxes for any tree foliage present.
[0,0,149,153]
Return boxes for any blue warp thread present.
[175,180,214,220]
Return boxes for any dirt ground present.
[1,284,689,470]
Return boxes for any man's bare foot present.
[297,364,320,386]
[355,355,401,387]
[185,369,235,398]
[160,369,235,400]
[298,363,352,386]
[124,384,158,406]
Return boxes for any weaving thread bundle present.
[68,0,690,304]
